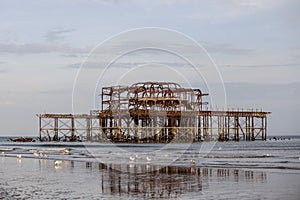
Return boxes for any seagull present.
[54,160,62,166]
[146,156,152,162]
[129,156,136,161]
[2,152,5,157]
[33,152,39,157]
[63,148,70,154]
[16,154,22,159]
[191,159,196,165]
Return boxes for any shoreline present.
[2,153,300,172]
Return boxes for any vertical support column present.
[246,116,250,141]
[86,117,91,141]
[209,115,212,140]
[190,115,194,141]
[71,117,75,141]
[202,115,206,140]
[197,115,202,141]
[227,116,230,140]
[264,115,267,141]
[251,116,255,141]
[126,117,130,141]
[261,117,265,140]
[154,115,158,142]
[217,116,220,141]
[39,116,42,141]
[110,117,113,140]
[218,115,225,141]
[224,116,227,141]
[234,116,239,141]
[204,115,209,140]
[54,118,58,141]
[99,116,102,142]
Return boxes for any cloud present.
[0,42,89,55]
[222,63,300,68]
[45,28,76,42]
[67,63,82,69]
[0,68,8,73]
[35,88,72,95]
[0,101,15,106]
[202,42,253,55]
[61,54,80,58]
[185,0,287,22]
[65,61,191,70]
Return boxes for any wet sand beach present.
[1,139,300,199]
[1,156,300,199]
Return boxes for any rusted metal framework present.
[37,111,100,141]
[37,82,270,142]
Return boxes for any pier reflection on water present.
[36,160,267,198]
[90,163,266,199]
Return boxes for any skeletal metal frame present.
[38,82,270,142]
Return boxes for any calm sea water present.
[1,136,300,199]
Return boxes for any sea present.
[0,135,300,199]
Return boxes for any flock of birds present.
[129,154,196,165]
[129,155,153,163]
[2,148,198,167]
[1,148,71,167]
[5,148,299,167]
[2,150,197,166]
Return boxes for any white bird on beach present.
[33,152,39,157]
[191,159,196,165]
[129,156,136,161]
[16,154,22,159]
[54,160,62,166]
[63,148,70,154]
[146,156,152,162]
[130,154,139,161]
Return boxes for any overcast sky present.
[0,0,299,136]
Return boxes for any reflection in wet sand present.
[97,163,267,199]
[4,157,299,199]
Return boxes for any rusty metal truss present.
[37,82,270,142]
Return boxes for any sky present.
[0,0,299,136]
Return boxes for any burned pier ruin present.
[37,82,270,142]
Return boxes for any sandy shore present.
[1,156,300,199]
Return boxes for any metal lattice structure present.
[37,82,270,142]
